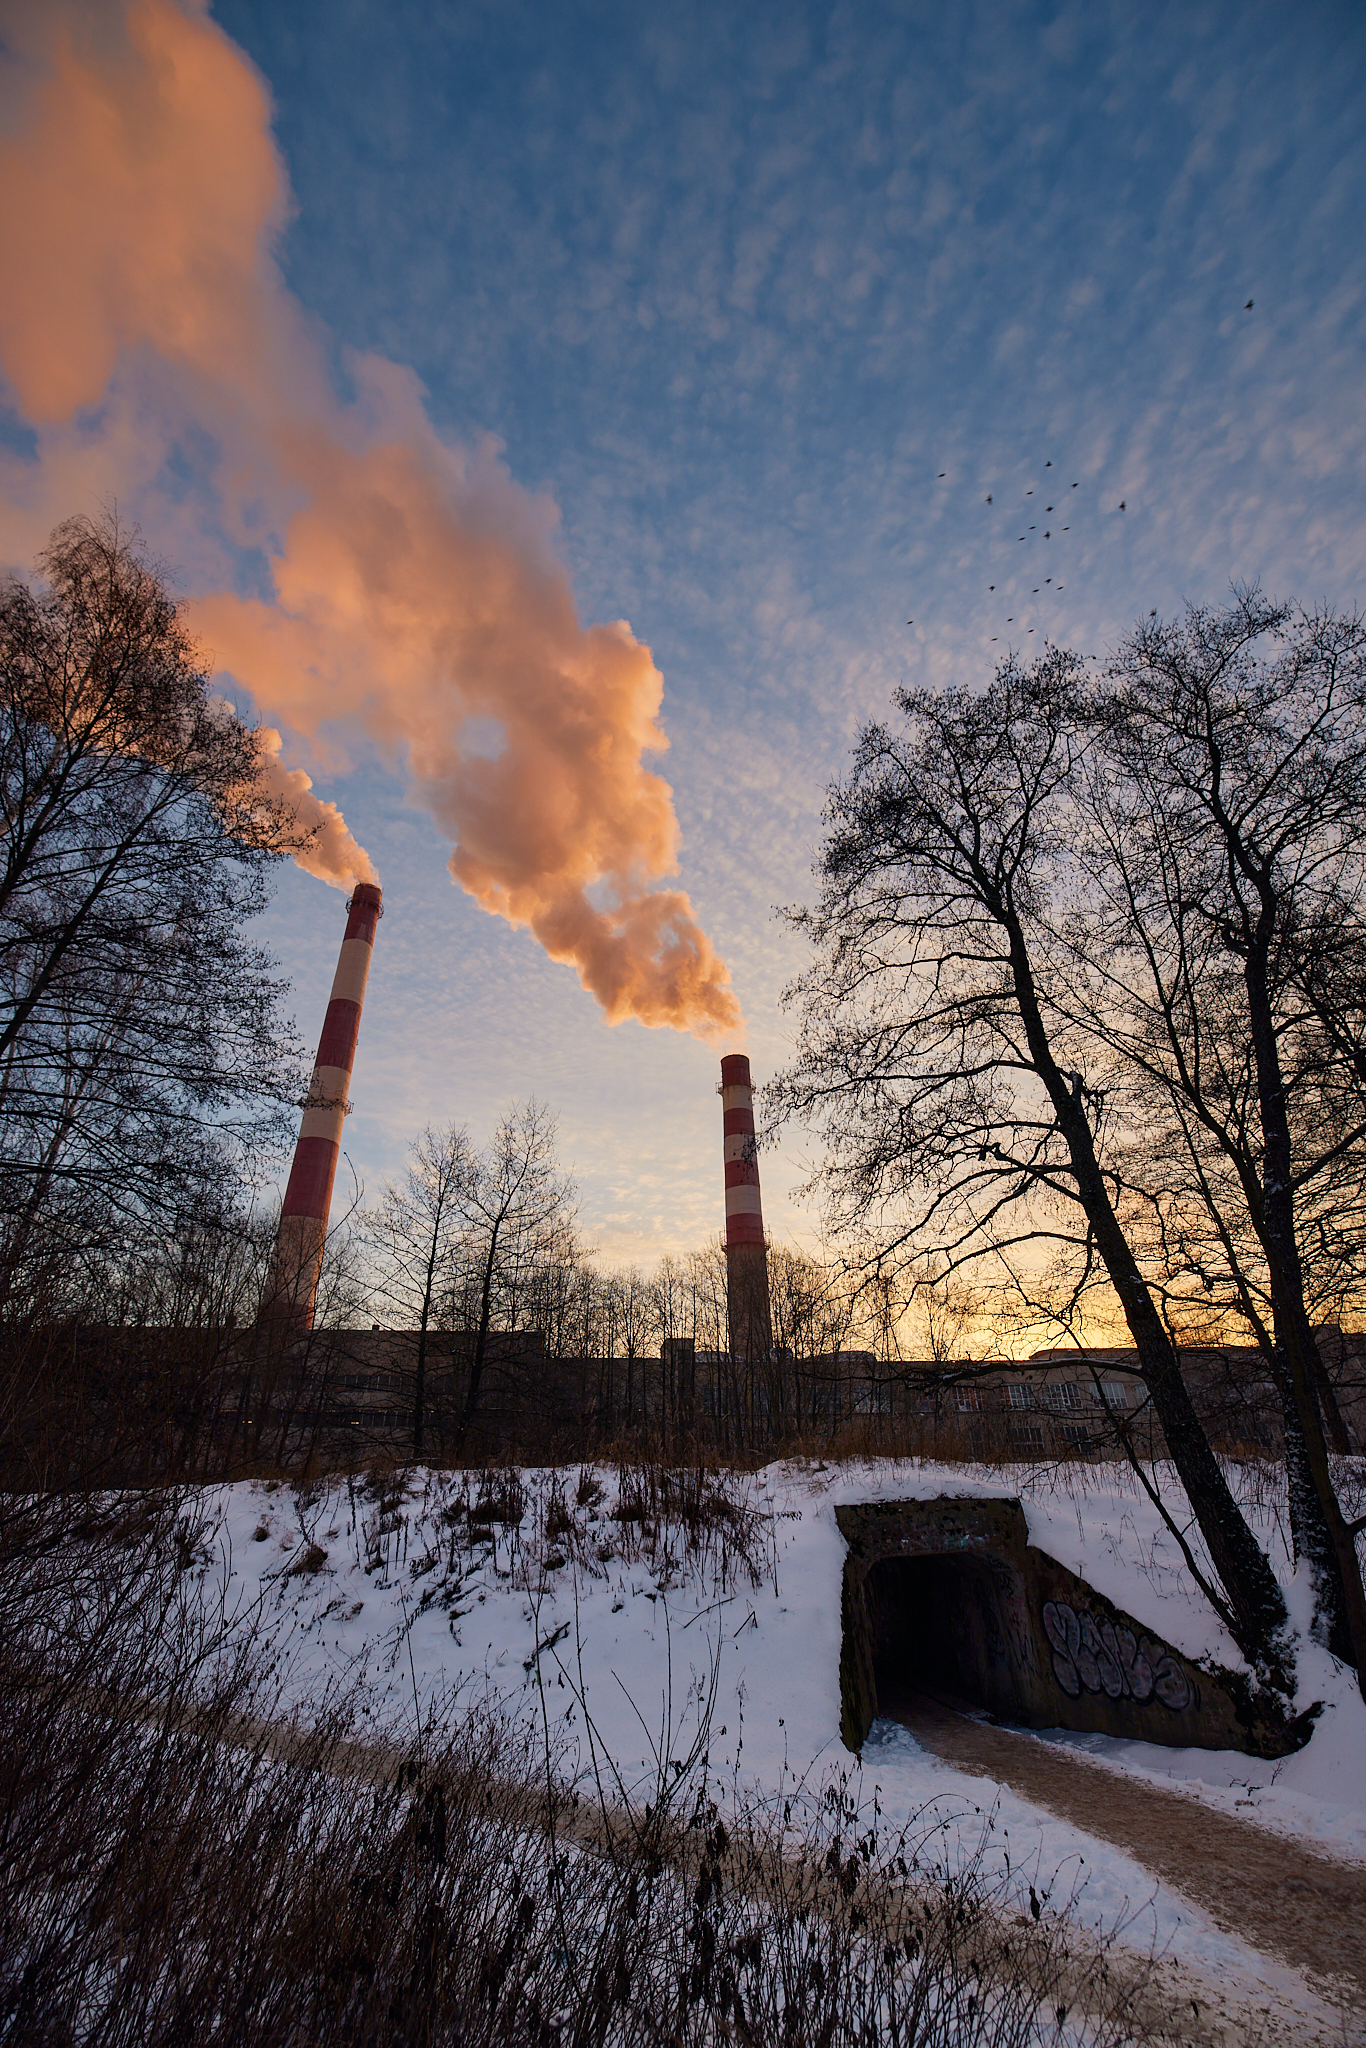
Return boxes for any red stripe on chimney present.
[281,1134,340,1220]
[315,997,362,1072]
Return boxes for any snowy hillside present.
[197,1456,1366,2035]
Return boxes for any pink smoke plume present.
[252,728,377,893]
[0,0,741,1039]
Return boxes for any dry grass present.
[0,1477,1191,2046]
[378,1459,775,1624]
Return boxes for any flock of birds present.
[904,461,1122,645]
[907,302,1255,648]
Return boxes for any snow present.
[193,1456,1366,2031]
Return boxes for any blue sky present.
[6,0,1366,1264]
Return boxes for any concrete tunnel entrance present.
[865,1552,1032,1723]
[835,1497,1311,1759]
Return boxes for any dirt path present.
[884,1688,1366,2009]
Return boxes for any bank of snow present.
[201,1457,1366,2018]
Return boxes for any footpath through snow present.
[197,1456,1366,2040]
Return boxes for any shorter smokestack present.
[262,882,382,1329]
[719,1053,773,1362]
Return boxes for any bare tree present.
[364,1123,474,1457]
[0,515,305,1322]
[685,1244,730,1434]
[767,1245,857,1435]
[1080,592,1366,1682]
[603,1266,656,1430]
[524,1215,593,1368]
[453,1100,577,1446]
[773,652,1291,1682]
[650,1253,692,1437]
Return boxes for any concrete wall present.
[835,1496,1312,1760]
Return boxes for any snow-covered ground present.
[197,1457,1366,2034]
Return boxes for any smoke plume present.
[0,0,740,1037]
[252,728,378,892]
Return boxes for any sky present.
[2,0,1365,1267]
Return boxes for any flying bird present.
[985,494,992,503]
[1072,482,1078,488]
[938,471,946,477]
[1045,460,1052,467]
[1149,609,1157,617]
[1245,299,1253,310]
[1119,501,1126,510]
[989,585,995,591]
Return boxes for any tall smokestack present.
[719,1053,773,1362]
[262,882,382,1329]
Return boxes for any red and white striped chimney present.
[262,881,382,1329]
[719,1053,773,1361]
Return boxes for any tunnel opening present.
[866,1553,1030,1723]
[837,1498,1308,1758]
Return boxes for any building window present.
[1007,1382,1034,1409]
[1009,1423,1046,1451]
[1044,1382,1081,1411]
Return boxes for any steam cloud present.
[253,728,379,892]
[0,0,740,1037]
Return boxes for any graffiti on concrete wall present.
[1041,1600,1194,1711]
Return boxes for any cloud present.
[0,0,288,425]
[0,0,740,1038]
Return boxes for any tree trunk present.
[1005,910,1291,1677]
[414,1307,428,1461]
[1245,949,1366,1689]
[456,1218,501,1448]
[1308,1342,1354,1456]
